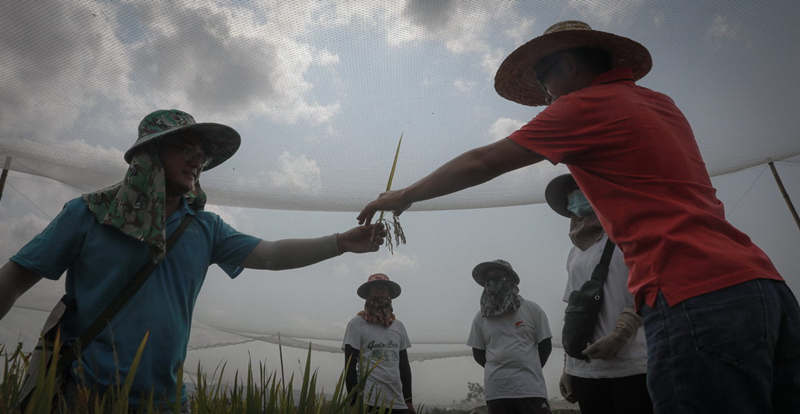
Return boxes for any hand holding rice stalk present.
[377,133,407,254]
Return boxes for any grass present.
[0,333,407,414]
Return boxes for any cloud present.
[567,0,644,26]
[0,0,342,150]
[292,1,521,79]
[268,151,322,193]
[402,0,456,30]
[392,1,515,55]
[359,253,417,275]
[0,1,130,142]
[504,17,536,43]
[62,139,127,163]
[481,48,506,77]
[708,15,737,40]
[316,49,340,66]
[453,79,475,93]
[653,11,665,28]
[488,117,525,142]
[126,2,340,124]
[0,214,50,260]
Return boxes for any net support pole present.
[0,156,11,202]
[768,161,800,232]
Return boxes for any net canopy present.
[1,0,798,211]
[2,0,800,405]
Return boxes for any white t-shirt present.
[342,316,411,409]
[466,298,551,401]
[563,234,648,378]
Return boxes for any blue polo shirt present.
[12,197,261,404]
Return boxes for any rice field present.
[0,333,409,414]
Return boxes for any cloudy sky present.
[1,0,799,407]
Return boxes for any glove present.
[559,372,578,403]
[582,307,641,360]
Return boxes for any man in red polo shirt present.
[358,21,799,414]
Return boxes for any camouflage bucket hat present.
[124,109,241,171]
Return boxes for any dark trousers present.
[641,278,800,414]
[486,397,551,414]
[571,374,652,414]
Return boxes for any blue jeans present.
[640,279,800,414]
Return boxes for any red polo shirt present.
[509,67,782,308]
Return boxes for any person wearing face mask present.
[467,260,553,414]
[342,273,414,413]
[0,109,386,411]
[546,174,651,414]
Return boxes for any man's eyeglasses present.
[164,141,209,168]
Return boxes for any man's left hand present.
[337,223,386,253]
[582,333,627,360]
[582,307,641,360]
[406,400,417,414]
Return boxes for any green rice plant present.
[0,343,27,412]
[1,335,412,414]
[24,328,63,414]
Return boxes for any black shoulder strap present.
[63,215,195,364]
[589,238,616,284]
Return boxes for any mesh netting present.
[1,0,799,364]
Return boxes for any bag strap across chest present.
[589,238,616,285]
[61,214,195,367]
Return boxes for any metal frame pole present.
[0,156,11,202]
[768,160,800,232]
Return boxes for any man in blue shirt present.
[0,109,386,407]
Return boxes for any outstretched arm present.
[242,223,386,270]
[0,261,42,320]
[358,139,544,224]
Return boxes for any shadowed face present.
[159,136,207,195]
[368,284,391,300]
[484,269,512,289]
[535,51,592,104]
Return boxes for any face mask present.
[480,277,521,317]
[566,190,593,217]
[569,214,605,250]
[359,296,395,327]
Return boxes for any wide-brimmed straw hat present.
[494,20,652,106]
[545,174,579,218]
[472,260,520,287]
[357,273,402,299]
[124,109,240,171]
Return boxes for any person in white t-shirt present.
[342,273,415,413]
[466,259,553,414]
[545,174,652,414]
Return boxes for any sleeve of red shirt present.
[507,93,607,165]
